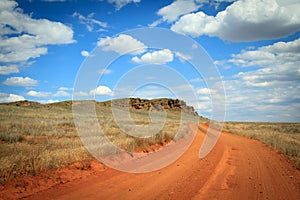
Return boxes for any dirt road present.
[8,124,300,199]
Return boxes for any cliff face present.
[101,98,198,116]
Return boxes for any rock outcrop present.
[103,98,198,116]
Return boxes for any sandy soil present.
[1,124,299,200]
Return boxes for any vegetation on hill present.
[0,98,201,184]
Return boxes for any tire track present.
[12,124,300,200]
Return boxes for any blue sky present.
[0,0,299,122]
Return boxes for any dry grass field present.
[223,122,300,168]
[1,99,299,186]
[1,100,299,200]
[0,99,199,184]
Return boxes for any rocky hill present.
[101,98,198,116]
[1,98,199,116]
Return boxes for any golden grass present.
[0,101,198,184]
[223,122,300,169]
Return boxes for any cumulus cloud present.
[195,78,300,121]
[0,0,75,65]
[26,87,71,98]
[197,87,211,95]
[72,12,107,32]
[158,0,200,22]
[150,0,237,27]
[149,0,201,27]
[132,49,174,64]
[171,0,300,41]
[222,79,300,121]
[27,90,51,98]
[210,38,300,121]
[53,90,70,97]
[81,50,90,57]
[237,64,300,87]
[227,38,300,87]
[97,34,147,55]
[3,77,38,86]
[89,85,112,96]
[229,38,300,67]
[196,88,214,103]
[0,92,25,103]
[0,65,19,75]
[108,0,141,10]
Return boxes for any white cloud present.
[81,50,90,57]
[53,90,70,97]
[98,68,113,74]
[150,0,200,27]
[229,38,300,67]
[39,99,59,104]
[97,34,147,55]
[198,96,211,101]
[27,90,51,98]
[195,78,300,121]
[0,65,19,75]
[132,49,174,64]
[150,0,237,27]
[0,41,48,63]
[73,91,89,97]
[171,0,300,41]
[89,86,112,96]
[192,43,198,49]
[129,85,176,100]
[3,77,38,86]
[227,38,300,87]
[108,0,141,10]
[0,0,75,64]
[236,63,300,87]
[198,0,237,9]
[222,79,300,121]
[197,88,211,95]
[0,0,17,12]
[172,11,217,37]
[148,19,164,28]
[157,0,200,22]
[211,38,300,121]
[72,12,107,32]
[58,87,73,91]
[174,51,192,62]
[190,77,203,83]
[1,88,70,104]
[0,92,25,103]
[26,87,71,98]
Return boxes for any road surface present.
[4,124,300,199]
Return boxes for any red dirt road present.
[3,124,300,199]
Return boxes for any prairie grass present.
[223,122,300,169]
[0,100,198,183]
